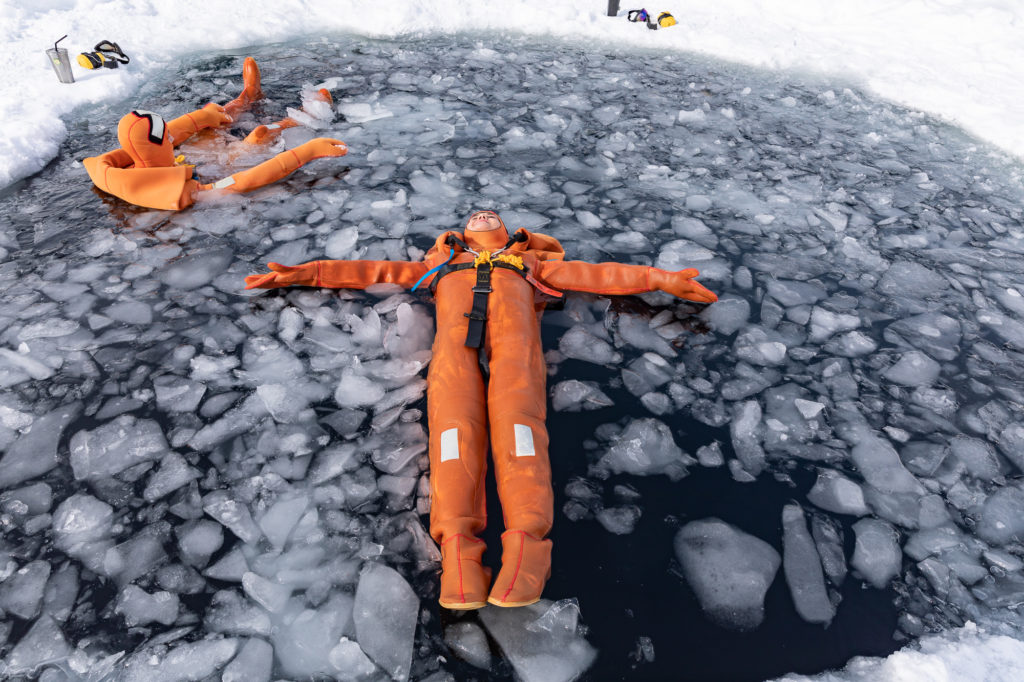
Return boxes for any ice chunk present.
[810,515,847,586]
[222,638,274,682]
[850,434,925,495]
[242,572,292,613]
[69,415,169,480]
[851,518,901,588]
[156,248,234,290]
[781,505,835,625]
[206,589,272,637]
[595,505,642,535]
[731,400,766,477]
[480,599,597,682]
[204,547,250,582]
[974,484,1024,546]
[885,312,961,361]
[559,326,622,365]
[996,423,1024,473]
[203,490,262,545]
[143,452,201,502]
[808,307,860,343]
[0,560,51,619]
[0,402,81,489]
[353,563,418,681]
[674,518,781,631]
[700,296,750,335]
[177,519,224,568]
[766,280,826,307]
[806,470,869,516]
[153,375,206,413]
[4,615,71,676]
[445,621,492,670]
[882,351,941,387]
[734,327,788,366]
[115,585,179,626]
[118,638,239,682]
[328,637,378,678]
[272,592,354,677]
[696,441,725,467]
[878,261,947,296]
[551,380,613,412]
[52,493,114,570]
[334,367,386,408]
[596,418,691,480]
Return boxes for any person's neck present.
[463,227,509,251]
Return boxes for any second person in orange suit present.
[245,211,718,609]
[84,58,347,211]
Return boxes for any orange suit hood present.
[117,110,175,168]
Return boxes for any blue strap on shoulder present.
[411,249,455,292]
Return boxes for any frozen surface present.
[1,29,1024,682]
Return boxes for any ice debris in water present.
[594,418,693,480]
[480,599,597,682]
[781,505,835,626]
[674,519,781,631]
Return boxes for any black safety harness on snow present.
[422,230,562,349]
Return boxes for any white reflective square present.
[440,428,459,462]
[514,424,535,457]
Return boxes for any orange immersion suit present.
[83,58,347,211]
[244,213,717,608]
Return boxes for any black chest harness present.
[412,232,562,349]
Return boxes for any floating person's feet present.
[223,57,264,119]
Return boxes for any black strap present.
[464,263,491,348]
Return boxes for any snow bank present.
[4,0,1024,190]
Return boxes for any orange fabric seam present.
[456,535,465,602]
[315,260,322,287]
[289,149,301,167]
[126,117,147,168]
[500,531,526,602]
[185,112,199,133]
[441,533,485,546]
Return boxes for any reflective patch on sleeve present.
[211,176,236,190]
[514,424,535,457]
[266,123,281,130]
[440,428,459,462]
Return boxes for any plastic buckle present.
[464,312,487,321]
[472,285,492,294]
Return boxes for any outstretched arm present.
[245,259,428,290]
[167,103,233,145]
[205,138,347,194]
[535,260,717,304]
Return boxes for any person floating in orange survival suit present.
[83,58,347,211]
[245,211,718,609]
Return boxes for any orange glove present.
[292,138,348,163]
[648,268,719,303]
[244,262,320,289]
[167,103,233,143]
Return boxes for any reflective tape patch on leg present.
[440,428,460,462]
[514,424,535,457]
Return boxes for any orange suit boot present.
[83,57,347,210]
[244,211,718,609]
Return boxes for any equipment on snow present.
[45,35,74,84]
[77,40,130,69]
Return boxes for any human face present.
[466,210,502,232]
